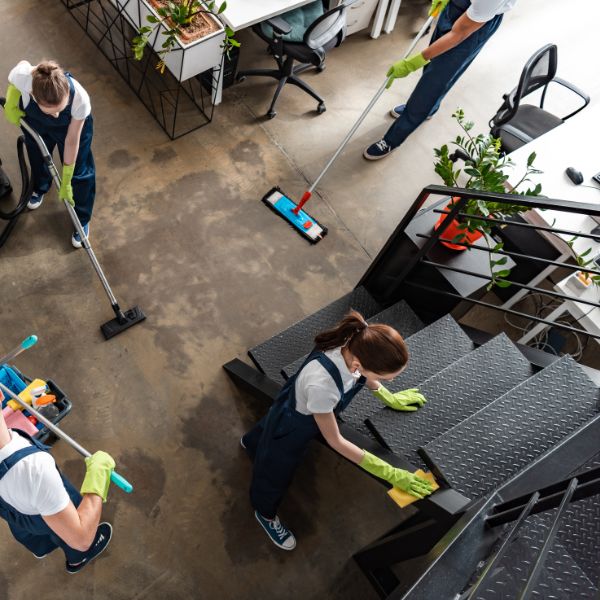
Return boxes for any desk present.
[220,0,316,31]
[505,103,600,342]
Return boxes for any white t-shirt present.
[294,347,358,415]
[8,60,91,120]
[467,0,516,22]
[0,430,70,516]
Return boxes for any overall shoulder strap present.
[313,353,345,397]
[0,444,41,481]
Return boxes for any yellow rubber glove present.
[429,0,450,16]
[386,53,430,89]
[359,451,434,499]
[4,84,26,127]
[80,451,116,502]
[59,164,75,207]
[373,386,427,412]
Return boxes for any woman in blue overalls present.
[242,311,434,550]
[0,399,115,572]
[364,0,512,160]
[4,60,95,248]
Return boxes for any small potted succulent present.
[125,0,238,81]
[433,109,543,289]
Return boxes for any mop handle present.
[307,14,436,196]
[0,336,38,366]
[0,381,133,493]
[15,118,121,309]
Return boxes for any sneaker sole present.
[66,522,113,574]
[363,149,393,161]
[27,200,43,210]
[240,436,246,450]
[254,512,296,551]
[71,230,89,249]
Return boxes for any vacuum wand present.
[0,335,38,366]
[293,13,437,216]
[0,381,133,493]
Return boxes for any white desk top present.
[555,271,600,342]
[221,0,316,31]
[508,102,600,257]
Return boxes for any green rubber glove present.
[386,53,430,89]
[80,451,116,502]
[359,451,434,499]
[59,164,75,207]
[4,83,25,127]
[429,0,450,16]
[373,385,427,412]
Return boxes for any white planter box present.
[113,0,225,81]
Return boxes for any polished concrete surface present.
[0,0,598,598]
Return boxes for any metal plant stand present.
[61,0,223,139]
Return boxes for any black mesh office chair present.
[490,44,590,153]
[236,1,355,119]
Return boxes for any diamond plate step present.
[281,299,424,381]
[421,355,600,499]
[469,512,598,600]
[340,314,473,438]
[248,286,382,382]
[366,333,531,464]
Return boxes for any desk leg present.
[500,252,570,311]
[518,302,569,345]
[383,0,401,34]
[371,0,390,38]
[212,64,223,106]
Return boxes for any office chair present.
[236,1,355,119]
[489,44,590,153]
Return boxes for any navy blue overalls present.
[243,351,365,519]
[383,0,504,148]
[0,429,88,563]
[22,73,96,227]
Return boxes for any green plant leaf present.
[527,151,537,167]
[495,279,512,288]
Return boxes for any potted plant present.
[433,109,543,289]
[121,0,238,81]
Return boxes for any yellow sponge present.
[387,470,439,508]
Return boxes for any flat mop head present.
[101,306,146,340]
[262,187,327,244]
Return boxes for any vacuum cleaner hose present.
[0,136,32,220]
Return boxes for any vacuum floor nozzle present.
[101,306,146,340]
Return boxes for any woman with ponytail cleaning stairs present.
[242,311,433,550]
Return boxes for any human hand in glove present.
[3,84,26,126]
[386,53,429,88]
[80,451,116,502]
[59,164,75,207]
[373,386,427,412]
[359,451,434,498]
[429,0,450,16]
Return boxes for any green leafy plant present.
[433,109,543,289]
[132,0,239,73]
[566,237,600,288]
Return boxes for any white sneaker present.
[27,192,44,210]
[71,223,89,249]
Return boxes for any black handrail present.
[517,478,578,600]
[466,492,540,599]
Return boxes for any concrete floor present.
[0,0,598,598]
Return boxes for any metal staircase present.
[224,184,600,599]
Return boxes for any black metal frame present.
[61,0,222,140]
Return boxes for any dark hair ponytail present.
[314,310,409,375]
[31,60,69,107]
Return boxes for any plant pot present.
[434,198,484,251]
[115,0,225,81]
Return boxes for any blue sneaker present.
[71,223,89,249]
[390,104,433,120]
[66,522,112,574]
[254,511,296,550]
[363,139,394,161]
[27,192,44,210]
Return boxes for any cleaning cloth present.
[387,470,439,508]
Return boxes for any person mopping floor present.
[0,406,115,572]
[242,311,433,550]
[363,0,515,160]
[3,59,95,247]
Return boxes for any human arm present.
[42,494,102,551]
[313,412,434,498]
[422,12,484,61]
[58,118,85,206]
